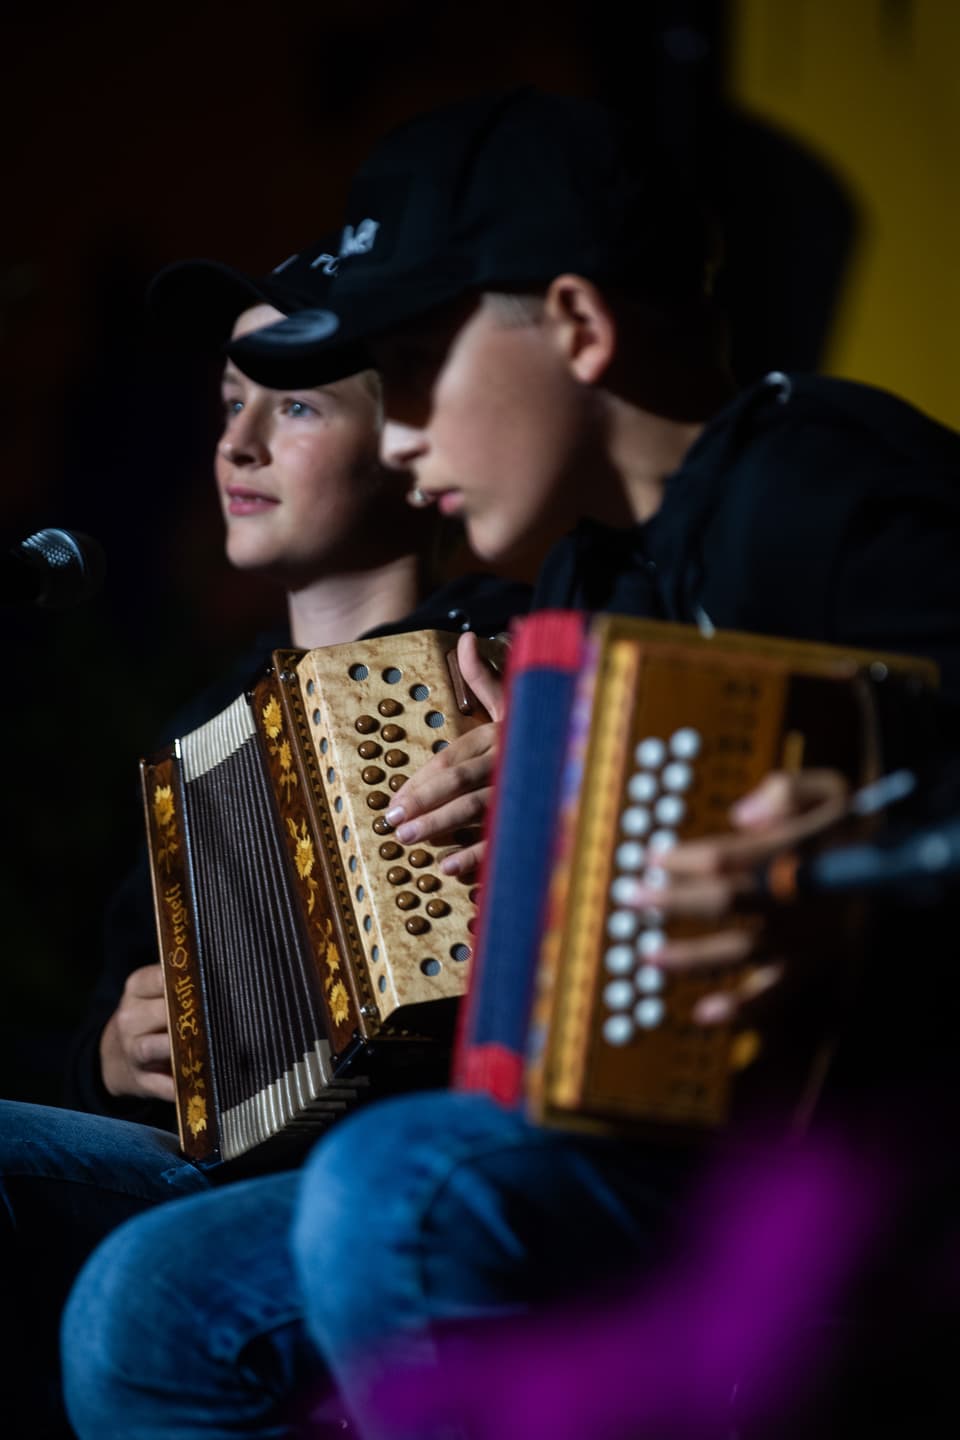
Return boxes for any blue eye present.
[286,399,315,418]
[223,398,244,416]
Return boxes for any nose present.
[380,419,427,474]
[218,410,270,468]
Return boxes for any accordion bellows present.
[142,631,488,1164]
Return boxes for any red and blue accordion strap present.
[454,609,587,1107]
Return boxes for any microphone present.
[760,771,960,903]
[0,528,106,611]
[798,817,960,898]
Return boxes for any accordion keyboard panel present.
[295,632,482,1028]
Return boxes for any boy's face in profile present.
[372,293,598,572]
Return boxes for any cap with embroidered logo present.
[145,231,371,381]
[228,88,714,388]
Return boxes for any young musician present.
[62,92,960,1439]
[0,250,527,1437]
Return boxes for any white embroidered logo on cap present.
[310,217,381,274]
[340,218,380,258]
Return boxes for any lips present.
[409,486,464,517]
[225,486,279,517]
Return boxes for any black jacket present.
[534,372,960,708]
[63,572,530,1126]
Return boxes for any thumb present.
[457,631,505,721]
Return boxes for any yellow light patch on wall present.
[730,0,960,427]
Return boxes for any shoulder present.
[702,373,960,491]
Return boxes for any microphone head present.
[16,528,106,611]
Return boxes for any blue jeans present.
[0,1099,209,1436]
[63,1091,695,1439]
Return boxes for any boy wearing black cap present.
[63,91,960,1440]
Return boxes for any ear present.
[543,274,617,384]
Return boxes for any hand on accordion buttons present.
[99,962,176,1102]
[386,631,505,877]
[622,769,851,1026]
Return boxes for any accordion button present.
[426,899,450,918]
[384,748,409,767]
[367,791,391,810]
[362,766,386,784]
[627,773,658,803]
[616,841,646,871]
[417,875,441,893]
[662,761,694,792]
[379,841,403,860]
[603,1014,634,1047]
[622,807,651,837]
[379,699,404,717]
[603,979,634,1012]
[388,775,408,792]
[607,910,639,941]
[408,848,433,868]
[655,795,685,826]
[605,945,634,975]
[372,817,393,835]
[358,740,382,759]
[669,728,702,760]
[635,996,666,1029]
[356,715,379,734]
[406,916,430,935]
[635,737,667,769]
[381,724,406,743]
[387,867,411,885]
[637,929,666,958]
[396,891,420,910]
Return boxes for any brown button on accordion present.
[141,631,496,1166]
[455,610,937,1138]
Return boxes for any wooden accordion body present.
[456,611,937,1138]
[141,631,487,1165]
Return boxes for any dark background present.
[0,0,872,1102]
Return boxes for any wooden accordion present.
[455,610,937,1137]
[142,631,492,1165]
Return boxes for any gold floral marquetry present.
[276,737,297,801]
[181,1051,208,1138]
[262,697,299,798]
[261,696,283,740]
[328,980,350,1026]
[286,817,319,913]
[186,1092,208,1137]
[324,921,340,978]
[153,783,179,875]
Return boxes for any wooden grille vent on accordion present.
[455,611,937,1138]
[142,631,495,1165]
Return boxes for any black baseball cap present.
[229,88,714,388]
[145,231,371,383]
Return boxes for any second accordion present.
[142,630,495,1165]
[455,610,937,1137]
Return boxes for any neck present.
[612,401,706,524]
[286,552,423,649]
[565,398,706,536]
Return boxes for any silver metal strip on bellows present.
[180,695,256,783]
